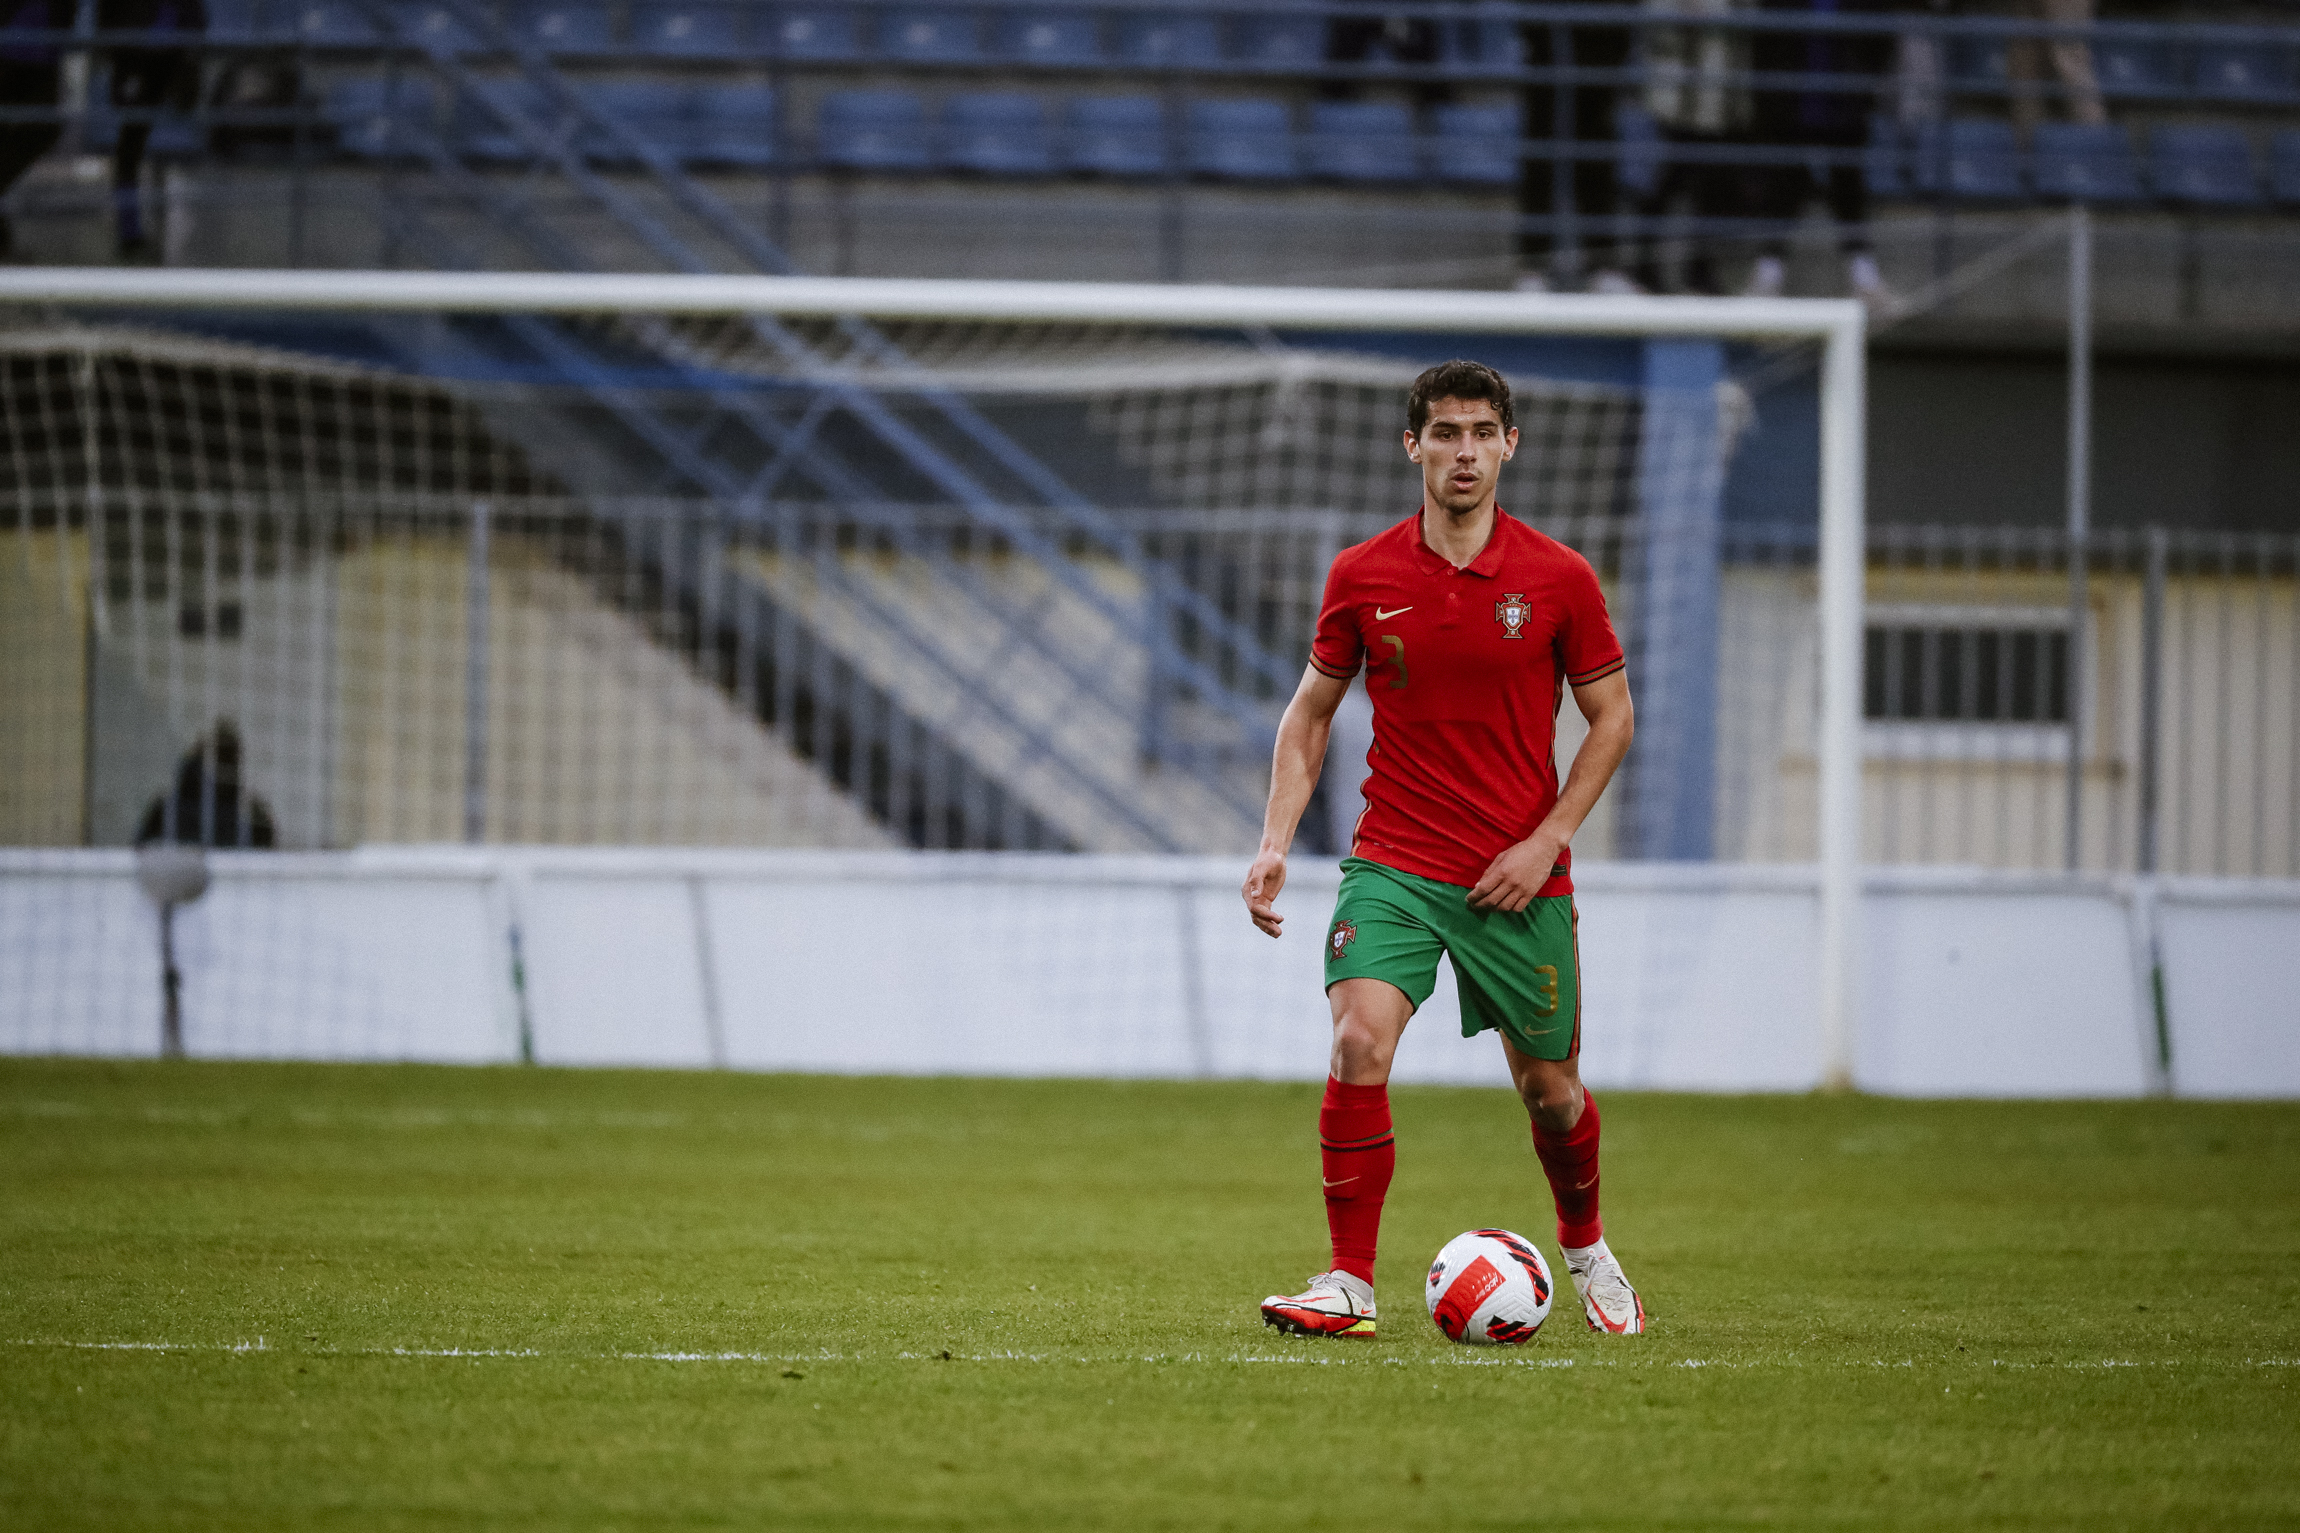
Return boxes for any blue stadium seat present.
[148,112,205,157]
[581,78,687,164]
[1946,35,2010,90]
[1943,117,2023,200]
[768,6,862,59]
[2272,130,2300,206]
[1187,97,1294,180]
[517,3,615,54]
[818,89,932,171]
[1443,6,1521,75]
[391,2,484,54]
[1062,94,1167,176]
[1426,101,1515,186]
[295,0,381,45]
[205,0,258,42]
[1304,100,1414,182]
[1864,115,1915,199]
[454,79,557,161]
[997,8,1101,65]
[2191,43,2297,103]
[1113,11,1220,68]
[1613,103,1662,199]
[327,74,437,157]
[2149,124,2260,206]
[943,92,1054,174]
[2093,38,2175,97]
[2030,121,2143,203]
[879,4,982,61]
[1232,14,1322,69]
[631,2,740,55]
[689,82,775,167]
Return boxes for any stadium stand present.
[1943,117,2026,202]
[1187,96,1294,180]
[1426,101,1517,187]
[2095,37,2178,99]
[770,5,863,60]
[944,91,1054,175]
[997,7,1102,66]
[1063,93,1166,175]
[880,3,985,62]
[2193,39,2297,102]
[1304,100,1416,184]
[2274,129,2300,204]
[819,88,934,171]
[516,2,615,57]
[2151,122,2263,205]
[1111,9,1219,68]
[2031,121,2146,204]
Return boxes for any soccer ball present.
[1425,1229,1554,1345]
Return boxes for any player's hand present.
[1242,850,1289,938]
[1467,831,1564,914]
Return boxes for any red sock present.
[1320,1077,1395,1284]
[1530,1087,1604,1249]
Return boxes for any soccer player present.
[1242,359,1644,1339]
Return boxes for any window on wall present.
[1863,611,2069,725]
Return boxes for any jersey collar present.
[1412,506,1515,577]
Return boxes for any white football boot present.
[1260,1270,1378,1339]
[1562,1240,1647,1335]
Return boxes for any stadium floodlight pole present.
[0,267,1867,1088]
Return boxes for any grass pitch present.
[3,1059,2296,1530]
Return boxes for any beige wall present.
[1723,564,2297,876]
[0,530,89,846]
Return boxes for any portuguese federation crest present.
[1494,592,1531,639]
[1328,919,1358,963]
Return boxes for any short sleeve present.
[1557,552,1625,685]
[1309,553,1364,680]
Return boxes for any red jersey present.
[1310,508,1624,893]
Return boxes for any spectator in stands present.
[0,0,71,258]
[137,723,278,848]
[1516,0,1642,291]
[1323,5,1449,107]
[1630,0,1757,293]
[101,0,206,260]
[1746,0,1896,304]
[2002,0,2104,132]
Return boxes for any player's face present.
[1404,397,1517,518]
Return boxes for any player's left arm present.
[1467,668,1634,914]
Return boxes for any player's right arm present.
[1242,664,1353,938]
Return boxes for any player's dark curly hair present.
[1407,359,1514,436]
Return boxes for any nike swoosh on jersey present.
[1374,606,1413,620]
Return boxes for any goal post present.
[0,268,1866,1085]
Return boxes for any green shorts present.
[1322,856,1582,1061]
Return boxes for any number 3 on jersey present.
[1377,634,1408,690]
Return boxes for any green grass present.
[2,1060,2296,1530]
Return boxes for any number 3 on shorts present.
[1531,963,1559,1018]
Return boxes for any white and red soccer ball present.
[1425,1228,1554,1345]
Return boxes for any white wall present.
[3,849,2293,1098]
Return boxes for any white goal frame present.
[0,267,1867,1087]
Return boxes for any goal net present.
[0,273,1866,1085]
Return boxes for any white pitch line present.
[11,1339,2286,1371]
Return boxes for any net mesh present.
[5,291,2293,1077]
[0,309,1737,865]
